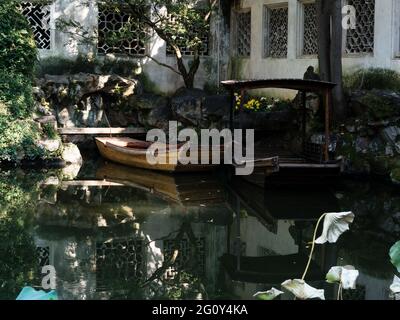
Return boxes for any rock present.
[38,73,142,128]
[37,139,61,153]
[350,90,400,120]
[203,95,230,120]
[355,137,369,153]
[381,126,400,153]
[62,163,82,180]
[146,104,172,131]
[391,168,400,185]
[61,143,83,165]
[171,89,207,126]
[135,94,168,110]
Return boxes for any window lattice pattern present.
[96,239,145,290]
[236,11,251,57]
[163,238,205,279]
[345,0,375,54]
[303,3,318,55]
[98,8,146,55]
[36,246,50,267]
[266,7,288,58]
[19,2,51,50]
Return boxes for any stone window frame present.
[263,2,289,59]
[18,1,56,53]
[342,0,376,57]
[233,8,252,58]
[297,0,318,58]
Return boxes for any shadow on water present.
[0,160,398,300]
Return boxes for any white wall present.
[231,0,400,98]
[35,0,219,94]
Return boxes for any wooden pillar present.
[230,89,235,130]
[302,91,307,153]
[324,89,331,162]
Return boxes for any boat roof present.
[221,79,336,92]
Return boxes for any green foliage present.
[0,118,45,162]
[0,171,44,299]
[0,72,35,119]
[344,68,400,92]
[0,0,37,76]
[359,92,400,120]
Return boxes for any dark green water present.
[0,160,398,300]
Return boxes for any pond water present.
[0,159,398,300]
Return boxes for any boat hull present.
[95,137,219,173]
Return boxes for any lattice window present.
[98,7,146,55]
[36,246,50,267]
[236,11,251,57]
[345,0,375,54]
[163,237,206,279]
[303,2,318,55]
[96,238,145,291]
[19,2,51,50]
[265,6,288,58]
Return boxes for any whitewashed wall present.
[33,0,220,94]
[231,0,400,97]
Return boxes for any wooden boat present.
[95,162,226,206]
[95,137,222,172]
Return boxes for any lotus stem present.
[337,284,342,300]
[301,213,328,281]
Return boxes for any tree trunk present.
[330,0,346,120]
[317,0,331,81]
[317,0,347,120]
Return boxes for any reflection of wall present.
[33,211,227,300]
[237,217,298,257]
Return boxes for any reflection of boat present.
[221,253,324,284]
[96,162,226,206]
[95,137,221,172]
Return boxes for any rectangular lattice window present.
[96,238,145,291]
[19,2,51,50]
[98,6,146,56]
[163,237,206,279]
[264,6,288,58]
[345,0,375,54]
[236,10,251,57]
[302,2,318,55]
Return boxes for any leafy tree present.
[47,0,217,89]
[0,0,37,76]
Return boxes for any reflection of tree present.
[0,171,44,299]
[105,220,207,300]
[142,221,207,300]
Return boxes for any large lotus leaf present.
[281,279,325,300]
[326,266,359,289]
[389,241,400,273]
[315,212,355,244]
[254,288,284,301]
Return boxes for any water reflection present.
[0,162,397,300]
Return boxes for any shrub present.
[0,72,35,119]
[344,68,400,92]
[0,118,45,162]
[0,0,37,76]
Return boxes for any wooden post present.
[324,89,331,162]
[230,89,235,130]
[302,91,307,153]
